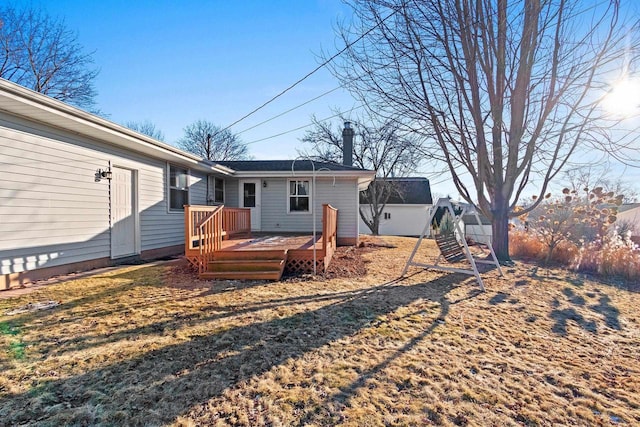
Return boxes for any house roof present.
[361,177,433,205]
[216,159,370,172]
[619,203,640,213]
[0,79,374,188]
[0,78,234,175]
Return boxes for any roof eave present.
[0,79,234,175]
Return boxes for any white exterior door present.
[111,167,137,258]
[239,179,261,231]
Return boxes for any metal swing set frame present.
[402,198,504,291]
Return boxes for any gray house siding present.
[0,111,205,281]
[224,178,239,207]
[237,177,359,241]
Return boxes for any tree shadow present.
[489,292,509,305]
[590,295,621,330]
[550,308,597,336]
[0,274,471,425]
[293,288,456,427]
[562,287,586,306]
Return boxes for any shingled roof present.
[360,177,433,205]
[215,160,370,172]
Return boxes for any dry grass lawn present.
[1,236,639,426]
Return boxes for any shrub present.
[510,228,640,282]
[572,231,640,282]
[521,187,623,264]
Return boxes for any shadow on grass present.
[0,270,470,426]
[550,308,597,336]
[590,295,621,330]
[549,288,621,335]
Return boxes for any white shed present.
[359,177,433,236]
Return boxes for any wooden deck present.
[184,205,338,280]
[219,234,321,251]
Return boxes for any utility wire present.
[235,85,343,136]
[219,8,399,135]
[242,104,364,145]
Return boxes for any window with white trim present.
[169,165,189,211]
[288,179,310,213]
[208,176,224,204]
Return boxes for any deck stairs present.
[199,249,287,281]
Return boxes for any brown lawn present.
[0,236,639,426]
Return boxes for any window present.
[169,165,189,211]
[384,212,391,220]
[208,176,224,204]
[243,182,256,207]
[288,179,310,213]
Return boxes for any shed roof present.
[619,203,640,213]
[360,177,433,205]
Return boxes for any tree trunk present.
[370,216,380,235]
[492,201,511,262]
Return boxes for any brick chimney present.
[342,121,354,166]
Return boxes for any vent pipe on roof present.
[342,121,354,166]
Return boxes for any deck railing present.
[184,205,224,271]
[222,207,251,238]
[185,204,250,271]
[197,207,224,274]
[321,204,338,262]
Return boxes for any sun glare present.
[603,78,640,117]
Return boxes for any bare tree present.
[125,120,165,141]
[178,120,249,161]
[0,4,99,111]
[562,165,639,204]
[301,113,422,234]
[331,0,640,261]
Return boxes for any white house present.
[0,78,374,289]
[359,177,433,236]
[617,203,640,244]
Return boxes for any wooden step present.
[199,270,283,280]
[207,259,284,272]
[214,249,287,261]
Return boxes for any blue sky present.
[21,1,640,200]
[31,0,359,160]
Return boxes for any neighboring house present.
[617,203,640,244]
[461,213,492,245]
[0,78,374,289]
[359,177,433,236]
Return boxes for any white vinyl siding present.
[258,177,359,240]
[359,204,431,236]
[190,171,208,205]
[0,112,201,275]
[224,179,239,207]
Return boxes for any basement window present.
[288,179,310,213]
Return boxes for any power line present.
[235,85,343,136]
[219,8,399,135]
[242,104,364,146]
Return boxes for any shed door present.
[239,179,261,231]
[111,167,138,258]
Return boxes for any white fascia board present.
[0,79,233,176]
[358,174,376,191]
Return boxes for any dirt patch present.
[323,246,368,279]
